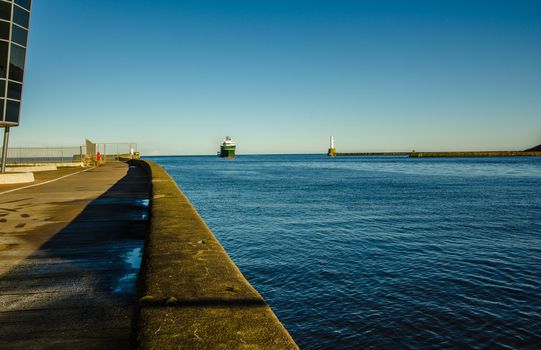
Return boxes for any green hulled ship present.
[218,136,236,158]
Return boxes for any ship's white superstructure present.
[222,136,235,146]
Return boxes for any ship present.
[218,136,236,158]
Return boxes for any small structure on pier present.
[327,136,336,157]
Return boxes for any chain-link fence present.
[0,146,86,165]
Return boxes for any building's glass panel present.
[0,98,5,121]
[0,99,6,123]
[8,81,21,100]
[5,99,19,123]
[0,21,10,40]
[9,43,24,81]
[0,79,5,97]
[15,0,31,11]
[0,2,11,21]
[0,41,8,78]
[13,6,29,28]
[11,25,27,46]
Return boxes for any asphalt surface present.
[0,162,149,349]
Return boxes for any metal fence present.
[0,146,85,165]
[0,142,139,166]
[94,143,138,159]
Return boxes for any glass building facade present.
[0,0,31,127]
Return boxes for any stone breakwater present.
[335,152,410,156]
[130,160,298,350]
[409,151,541,158]
[331,151,541,157]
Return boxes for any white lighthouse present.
[327,136,336,157]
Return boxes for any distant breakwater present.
[332,151,541,157]
[335,152,410,156]
[410,151,541,158]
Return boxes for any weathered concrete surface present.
[0,167,86,193]
[0,162,149,349]
[0,172,34,185]
[6,165,57,172]
[133,160,298,350]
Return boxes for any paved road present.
[0,162,149,349]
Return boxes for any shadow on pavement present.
[0,163,150,350]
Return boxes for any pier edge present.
[130,159,299,350]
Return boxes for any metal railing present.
[0,142,139,166]
[0,146,85,165]
[94,143,138,160]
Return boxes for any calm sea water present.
[148,155,541,349]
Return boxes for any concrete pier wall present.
[131,160,298,350]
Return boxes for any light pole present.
[1,127,9,173]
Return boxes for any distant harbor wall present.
[335,152,410,156]
[331,151,541,158]
[410,151,541,158]
[130,160,298,350]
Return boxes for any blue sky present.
[12,0,541,154]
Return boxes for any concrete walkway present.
[0,162,149,349]
[0,167,86,194]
